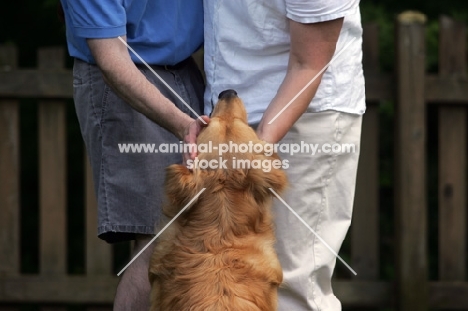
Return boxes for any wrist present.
[256,120,275,143]
[177,114,194,141]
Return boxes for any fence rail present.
[1,12,468,310]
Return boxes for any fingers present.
[182,115,210,166]
[196,115,210,127]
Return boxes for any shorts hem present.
[98,225,155,243]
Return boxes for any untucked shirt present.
[204,0,366,124]
[61,0,203,65]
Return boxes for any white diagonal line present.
[269,188,357,275]
[117,188,206,276]
[118,36,207,125]
[268,38,356,125]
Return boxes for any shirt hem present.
[247,104,366,125]
[286,6,358,24]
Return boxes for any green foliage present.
[426,20,439,73]
[43,0,60,8]
[360,2,466,73]
[361,2,395,72]
[451,10,468,23]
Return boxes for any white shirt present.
[203,0,366,124]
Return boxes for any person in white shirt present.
[204,1,365,309]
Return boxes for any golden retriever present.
[149,90,288,311]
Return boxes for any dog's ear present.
[163,164,197,217]
[246,165,288,203]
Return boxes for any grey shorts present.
[73,57,204,243]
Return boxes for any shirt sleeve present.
[65,0,127,38]
[285,0,360,24]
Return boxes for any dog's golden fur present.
[149,93,288,311]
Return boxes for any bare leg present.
[114,234,154,311]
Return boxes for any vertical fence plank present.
[395,12,428,311]
[39,101,67,271]
[38,47,67,311]
[352,23,380,281]
[0,45,20,276]
[0,45,20,311]
[0,45,18,71]
[438,15,467,281]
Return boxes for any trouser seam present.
[310,112,343,310]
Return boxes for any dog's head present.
[163,90,288,218]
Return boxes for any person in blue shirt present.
[60,1,208,309]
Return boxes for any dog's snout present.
[218,89,238,100]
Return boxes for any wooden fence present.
[1,12,468,310]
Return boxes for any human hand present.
[182,115,210,165]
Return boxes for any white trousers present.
[272,111,362,310]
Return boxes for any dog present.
[149,89,288,311]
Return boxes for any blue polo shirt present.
[61,0,203,65]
